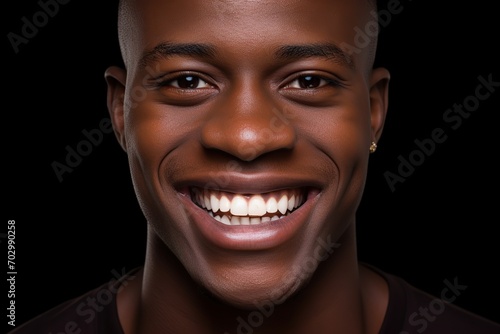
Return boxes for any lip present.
[176,179,321,251]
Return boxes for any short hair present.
[116,0,381,71]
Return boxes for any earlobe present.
[369,67,390,144]
[104,66,128,152]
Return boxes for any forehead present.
[119,0,374,70]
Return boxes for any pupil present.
[178,76,199,89]
[299,76,321,89]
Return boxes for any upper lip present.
[173,172,324,195]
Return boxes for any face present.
[106,0,389,308]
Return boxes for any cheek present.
[333,107,372,220]
[298,98,371,170]
[123,98,209,259]
[330,98,372,192]
[124,95,199,183]
[126,110,165,196]
[297,96,372,227]
[123,100,183,225]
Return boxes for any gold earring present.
[369,141,377,154]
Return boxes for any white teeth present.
[288,195,295,211]
[210,194,220,213]
[192,188,306,226]
[248,195,267,216]
[220,195,231,213]
[250,218,261,225]
[210,214,290,226]
[278,195,288,215]
[220,215,231,225]
[204,196,211,210]
[231,216,241,225]
[266,197,278,213]
[230,195,248,216]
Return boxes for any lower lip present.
[177,189,319,251]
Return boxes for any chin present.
[196,264,310,310]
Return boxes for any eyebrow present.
[138,42,354,70]
[139,42,217,68]
[275,43,354,69]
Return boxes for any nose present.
[200,82,296,161]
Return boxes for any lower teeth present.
[209,212,286,225]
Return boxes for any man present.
[10,0,500,333]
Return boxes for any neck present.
[118,225,386,334]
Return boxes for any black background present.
[4,0,500,330]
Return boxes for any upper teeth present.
[191,188,304,218]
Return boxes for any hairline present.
[117,0,380,72]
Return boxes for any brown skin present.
[105,0,391,333]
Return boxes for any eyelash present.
[155,73,214,90]
[152,73,344,91]
[284,75,344,89]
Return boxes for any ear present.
[104,66,128,152]
[368,67,390,144]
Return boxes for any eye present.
[286,75,333,89]
[166,75,213,89]
[148,72,218,106]
[279,72,346,106]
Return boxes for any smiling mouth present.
[190,188,307,225]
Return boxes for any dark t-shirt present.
[8,266,500,334]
